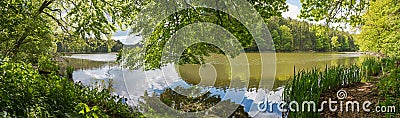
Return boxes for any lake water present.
[61,52,368,117]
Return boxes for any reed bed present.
[283,57,398,117]
[284,65,362,118]
[361,58,382,78]
[380,57,398,74]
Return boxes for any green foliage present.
[57,39,124,53]
[284,65,362,117]
[376,57,400,117]
[299,0,370,26]
[300,0,399,57]
[74,103,107,118]
[361,58,382,78]
[278,25,294,51]
[0,0,139,62]
[330,36,340,50]
[253,17,357,52]
[381,57,399,73]
[356,0,400,57]
[0,62,142,117]
[124,0,288,70]
[38,55,59,74]
[284,57,400,117]
[66,66,74,80]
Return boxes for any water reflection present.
[139,87,285,117]
[61,52,368,117]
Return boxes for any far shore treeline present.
[56,38,124,53]
[246,17,357,52]
[57,16,358,54]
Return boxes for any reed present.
[284,64,362,118]
[380,57,398,74]
[361,58,381,79]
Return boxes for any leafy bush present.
[0,62,143,117]
[38,55,60,74]
[377,58,400,117]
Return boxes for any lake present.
[61,52,369,117]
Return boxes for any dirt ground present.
[319,82,389,118]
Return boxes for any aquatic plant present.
[361,58,381,79]
[284,65,362,117]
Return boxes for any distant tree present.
[331,36,340,51]
[271,30,281,51]
[279,25,294,51]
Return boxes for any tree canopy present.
[0,0,139,62]
[299,0,370,26]
[122,0,288,70]
[1,0,289,69]
[300,0,400,57]
[356,0,400,57]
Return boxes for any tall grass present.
[284,65,362,118]
[380,57,398,74]
[284,57,399,117]
[361,58,381,79]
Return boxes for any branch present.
[5,0,55,57]
[43,3,76,38]
[183,1,199,15]
[45,7,61,12]
[38,0,54,14]
[43,12,71,36]
[327,1,342,25]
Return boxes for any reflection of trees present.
[160,88,221,112]
[273,78,288,89]
[139,88,249,117]
[59,58,117,70]
[178,64,231,88]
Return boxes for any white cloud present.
[112,35,142,45]
[111,30,142,45]
[282,3,325,24]
[282,3,301,20]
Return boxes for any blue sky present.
[287,0,301,7]
[114,0,304,45]
[282,0,302,20]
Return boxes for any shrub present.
[377,58,400,117]
[0,62,143,117]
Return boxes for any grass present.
[284,65,362,117]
